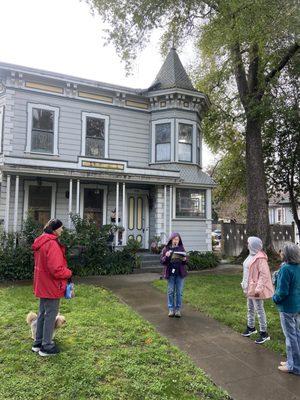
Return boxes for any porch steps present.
[134,252,162,274]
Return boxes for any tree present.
[264,58,300,236]
[87,0,300,249]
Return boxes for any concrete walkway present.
[79,272,300,400]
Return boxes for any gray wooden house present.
[0,48,215,251]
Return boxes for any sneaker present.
[241,326,257,337]
[255,331,270,344]
[31,345,41,353]
[38,346,60,357]
[280,361,287,366]
[174,310,181,318]
[168,310,175,317]
[278,365,290,373]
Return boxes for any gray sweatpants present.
[34,298,60,350]
[247,298,267,332]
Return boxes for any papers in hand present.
[173,251,186,256]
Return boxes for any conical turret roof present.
[148,47,195,92]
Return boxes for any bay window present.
[178,123,193,162]
[176,188,206,218]
[155,122,171,161]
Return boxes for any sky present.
[0,0,217,167]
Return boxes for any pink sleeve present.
[255,259,270,294]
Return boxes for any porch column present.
[122,182,127,245]
[115,182,119,246]
[169,185,173,235]
[13,175,19,233]
[164,185,167,243]
[68,179,73,228]
[76,179,80,215]
[4,174,11,233]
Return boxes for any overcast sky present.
[0,0,217,167]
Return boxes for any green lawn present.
[0,284,230,400]
[154,273,285,355]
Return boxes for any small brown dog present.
[26,311,66,340]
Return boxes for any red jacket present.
[32,233,72,299]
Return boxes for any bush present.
[0,214,135,281]
[187,251,219,271]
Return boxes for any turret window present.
[178,123,193,162]
[155,123,171,162]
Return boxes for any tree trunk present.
[245,117,273,250]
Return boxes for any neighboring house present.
[0,48,215,251]
[269,193,300,244]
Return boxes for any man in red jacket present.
[32,219,72,356]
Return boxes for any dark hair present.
[43,219,63,234]
[282,243,300,265]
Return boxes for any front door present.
[127,193,149,248]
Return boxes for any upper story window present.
[0,105,4,153]
[26,103,59,155]
[276,208,285,224]
[82,112,109,158]
[196,129,201,165]
[155,123,171,161]
[178,123,193,162]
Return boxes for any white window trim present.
[276,207,285,224]
[0,105,4,153]
[175,119,197,163]
[26,103,59,155]
[81,112,109,158]
[80,183,108,225]
[23,181,56,221]
[173,186,207,220]
[151,118,175,163]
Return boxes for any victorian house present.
[0,48,214,251]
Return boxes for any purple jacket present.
[160,232,188,279]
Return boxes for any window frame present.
[0,105,4,153]
[173,186,207,220]
[23,181,56,222]
[80,183,108,225]
[26,103,59,155]
[81,112,109,158]
[151,119,175,163]
[175,119,197,163]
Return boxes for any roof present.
[148,48,196,92]
[152,163,215,186]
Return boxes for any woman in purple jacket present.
[160,232,188,318]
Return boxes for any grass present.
[0,284,230,400]
[153,273,285,355]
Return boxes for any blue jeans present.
[279,312,300,375]
[167,275,184,311]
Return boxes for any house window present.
[196,129,201,165]
[276,208,285,224]
[176,188,206,218]
[155,123,171,161]
[83,188,104,226]
[24,181,56,226]
[80,184,107,227]
[26,104,59,154]
[0,105,3,153]
[82,112,109,158]
[178,123,193,162]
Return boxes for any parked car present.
[212,229,222,240]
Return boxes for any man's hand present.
[254,292,260,297]
[166,251,171,257]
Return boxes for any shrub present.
[0,214,135,281]
[187,251,219,270]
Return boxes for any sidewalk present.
[80,272,300,400]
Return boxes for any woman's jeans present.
[34,298,60,350]
[167,275,184,311]
[247,298,267,332]
[279,312,300,375]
